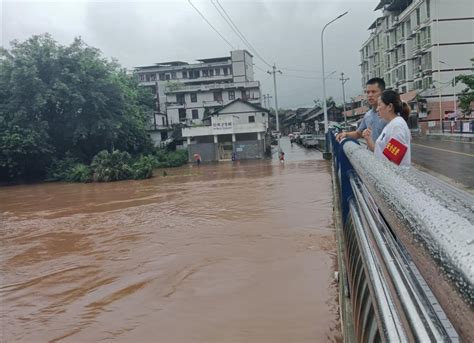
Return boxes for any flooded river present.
[1,139,341,342]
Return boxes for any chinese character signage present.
[211,116,233,134]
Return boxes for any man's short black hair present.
[366,77,385,91]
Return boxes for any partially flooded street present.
[1,139,341,342]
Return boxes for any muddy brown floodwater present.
[1,138,341,342]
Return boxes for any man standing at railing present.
[336,78,387,143]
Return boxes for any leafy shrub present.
[46,157,91,183]
[154,149,188,168]
[132,155,155,180]
[46,156,78,181]
[69,164,92,183]
[91,150,132,182]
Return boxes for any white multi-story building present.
[182,99,270,161]
[135,50,261,127]
[360,0,473,120]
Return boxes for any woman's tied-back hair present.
[380,89,410,122]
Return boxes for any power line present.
[254,64,268,73]
[187,0,235,50]
[214,0,272,68]
[279,74,338,80]
[279,67,322,73]
[210,0,242,46]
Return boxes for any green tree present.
[454,57,474,116]
[0,34,154,181]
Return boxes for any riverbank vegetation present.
[0,34,187,184]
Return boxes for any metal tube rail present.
[349,199,408,342]
[341,140,474,303]
[329,130,474,341]
[350,174,457,341]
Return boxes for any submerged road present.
[0,138,341,342]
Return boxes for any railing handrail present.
[340,140,474,293]
[329,130,473,341]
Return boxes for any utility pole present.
[263,94,267,108]
[339,72,349,127]
[267,65,282,152]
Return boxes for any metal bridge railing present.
[328,130,474,342]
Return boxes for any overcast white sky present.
[2,0,380,108]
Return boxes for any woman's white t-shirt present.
[374,116,411,167]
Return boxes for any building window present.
[165,74,170,80]
[215,68,220,75]
[203,69,209,77]
[190,93,197,102]
[139,74,145,81]
[416,8,420,26]
[179,108,186,121]
[146,74,150,82]
[241,90,249,100]
[248,115,255,123]
[190,70,200,79]
[159,73,165,80]
[213,91,223,101]
[228,90,235,100]
[209,69,214,76]
[223,67,228,75]
[192,109,199,119]
[182,71,187,79]
[171,72,176,79]
[177,94,185,105]
[426,0,431,18]
[162,117,166,126]
[150,74,156,81]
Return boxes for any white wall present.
[231,50,246,83]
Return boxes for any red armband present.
[383,138,407,165]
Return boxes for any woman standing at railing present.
[362,90,411,167]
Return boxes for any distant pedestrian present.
[193,153,202,166]
[363,90,411,167]
[279,151,285,162]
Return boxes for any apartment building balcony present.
[139,80,157,86]
[420,18,431,28]
[166,101,186,109]
[148,123,169,131]
[247,98,261,105]
[183,74,233,84]
[413,71,423,79]
[202,100,224,107]
[421,38,432,49]
[165,81,260,94]
[412,44,423,56]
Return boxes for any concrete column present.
[257,132,262,140]
[187,137,191,145]
[214,135,219,161]
[232,134,236,142]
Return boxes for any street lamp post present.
[321,11,348,159]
